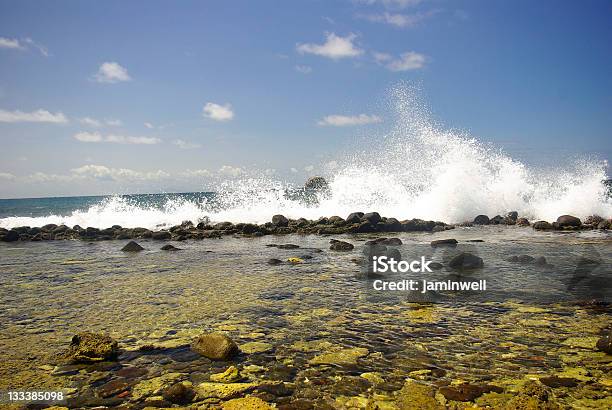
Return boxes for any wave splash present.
[0,85,610,229]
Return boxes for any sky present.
[0,0,611,199]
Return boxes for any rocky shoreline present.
[0,211,610,243]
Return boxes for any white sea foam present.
[0,85,610,229]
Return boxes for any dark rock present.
[267,258,282,265]
[380,237,402,246]
[363,212,382,225]
[556,215,581,227]
[162,382,195,404]
[354,222,376,233]
[346,212,364,224]
[97,378,131,398]
[505,380,558,410]
[384,217,402,232]
[507,211,519,221]
[439,383,502,401]
[41,223,58,232]
[272,215,289,227]
[152,231,171,240]
[533,221,553,230]
[534,256,547,266]
[121,241,144,252]
[448,252,483,270]
[213,222,234,230]
[490,215,504,224]
[1,229,19,242]
[473,215,490,225]
[328,216,345,225]
[329,239,354,251]
[304,176,329,191]
[241,223,258,234]
[596,330,611,354]
[539,376,579,388]
[430,238,458,247]
[161,244,181,251]
[277,244,299,249]
[597,220,610,230]
[584,215,603,225]
[64,333,119,364]
[429,262,443,270]
[516,218,530,226]
[191,332,238,360]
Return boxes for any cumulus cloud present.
[297,33,363,60]
[173,139,201,149]
[0,109,68,124]
[203,102,234,122]
[71,164,169,181]
[317,113,382,126]
[94,62,131,83]
[73,132,161,145]
[179,169,212,178]
[374,51,426,71]
[218,165,244,177]
[295,65,313,74]
[364,11,437,28]
[80,117,102,127]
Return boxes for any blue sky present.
[0,0,610,198]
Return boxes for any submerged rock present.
[397,379,443,410]
[539,376,579,388]
[596,330,611,354]
[309,347,369,366]
[160,244,181,251]
[162,381,195,404]
[210,366,242,383]
[430,238,458,247]
[277,243,299,249]
[439,383,503,402]
[267,258,282,265]
[64,333,118,364]
[329,239,354,251]
[121,241,144,252]
[222,396,274,409]
[195,381,260,400]
[505,380,559,410]
[448,252,483,270]
[191,332,238,360]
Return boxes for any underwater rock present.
[222,396,274,409]
[271,214,289,227]
[473,215,490,225]
[596,330,612,354]
[533,221,553,230]
[191,332,238,360]
[162,381,195,404]
[160,244,181,251]
[121,241,144,252]
[504,380,559,410]
[439,383,503,402]
[309,347,369,366]
[448,252,483,270]
[240,341,273,354]
[556,215,582,227]
[267,258,282,265]
[131,372,185,400]
[430,238,458,247]
[539,376,579,388]
[210,365,242,382]
[277,243,299,249]
[64,333,118,364]
[378,237,403,246]
[97,378,132,398]
[195,382,260,399]
[329,239,354,251]
[397,379,443,410]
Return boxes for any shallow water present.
[0,226,610,408]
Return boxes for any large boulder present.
[1,229,20,242]
[329,239,354,251]
[533,221,553,230]
[304,176,329,191]
[121,241,144,252]
[191,333,238,360]
[473,215,490,225]
[448,252,483,270]
[271,214,289,227]
[556,215,581,227]
[64,333,119,364]
[346,212,364,224]
[363,212,382,225]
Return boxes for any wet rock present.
[439,383,503,402]
[534,256,547,266]
[517,218,530,226]
[42,223,58,232]
[556,215,581,227]
[473,215,490,225]
[152,231,171,240]
[329,239,354,251]
[132,372,185,400]
[597,220,610,230]
[397,379,443,410]
[97,378,131,398]
[430,238,458,247]
[539,376,579,388]
[533,221,553,230]
[210,366,242,383]
[448,252,483,270]
[267,258,282,265]
[277,243,299,249]
[379,237,402,246]
[272,214,289,227]
[240,342,273,354]
[596,330,611,354]
[1,229,19,242]
[507,211,519,221]
[354,221,376,233]
[363,212,382,225]
[162,381,195,404]
[222,396,274,409]
[429,262,443,270]
[507,254,535,263]
[584,215,603,225]
[346,212,364,224]
[121,241,144,252]
[504,380,559,410]
[304,176,329,191]
[309,347,369,366]
[64,333,118,364]
[195,381,260,399]
[191,332,238,360]
[490,215,505,224]
[160,244,181,251]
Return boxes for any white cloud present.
[304,165,315,172]
[173,139,201,149]
[0,172,16,180]
[219,165,244,177]
[80,117,102,127]
[144,122,154,129]
[73,132,161,145]
[180,169,212,178]
[71,164,169,181]
[22,38,49,57]
[317,113,382,126]
[0,109,68,124]
[385,51,426,71]
[364,11,435,28]
[357,0,422,8]
[297,33,363,60]
[106,118,122,126]
[203,102,234,122]
[290,167,298,173]
[295,65,313,74]
[0,37,23,50]
[94,62,131,83]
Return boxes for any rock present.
[277,244,299,249]
[160,244,181,251]
[329,239,354,251]
[42,223,58,232]
[473,215,490,225]
[379,237,402,246]
[490,215,505,224]
[439,383,503,402]
[97,378,131,398]
[304,176,329,191]
[346,212,364,224]
[132,372,185,400]
[516,218,530,226]
[64,333,118,364]
[195,382,260,399]
[430,238,458,247]
[191,333,238,360]
[597,220,610,230]
[596,331,611,354]
[539,376,578,388]
[240,342,273,354]
[556,215,581,227]
[1,229,19,242]
[363,212,382,225]
[504,380,559,410]
[309,347,369,366]
[534,256,547,266]
[267,258,282,265]
[584,215,603,225]
[222,397,274,410]
[210,366,242,383]
[533,221,553,230]
[507,211,519,221]
[397,379,443,410]
[152,231,172,240]
[271,215,289,227]
[448,252,483,270]
[162,382,195,404]
[429,262,443,270]
[121,241,144,252]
